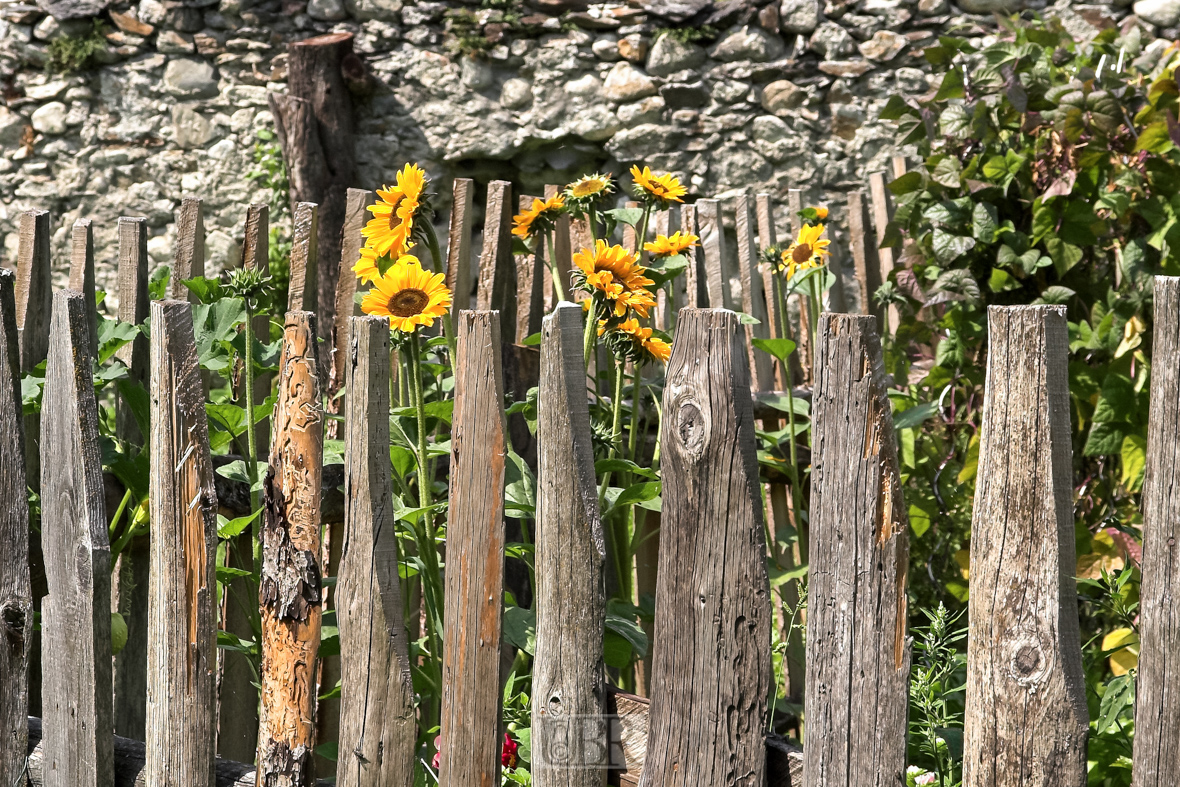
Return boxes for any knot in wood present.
[673,398,708,458]
[75,542,92,590]
[1008,634,1054,687]
[1,601,26,640]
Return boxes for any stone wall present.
[0,0,1145,307]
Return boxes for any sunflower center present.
[388,288,430,317]
[792,244,812,263]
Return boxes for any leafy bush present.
[46,20,108,74]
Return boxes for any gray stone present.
[832,104,863,139]
[171,104,214,148]
[710,25,785,62]
[895,67,928,93]
[592,36,622,60]
[660,82,709,108]
[30,102,67,135]
[918,0,948,13]
[753,114,791,143]
[858,29,907,60]
[461,56,493,90]
[646,33,707,76]
[0,107,31,147]
[780,0,821,33]
[714,145,771,186]
[617,95,666,125]
[565,73,603,96]
[818,60,873,77]
[157,30,196,54]
[567,104,622,140]
[602,61,657,102]
[37,0,108,21]
[345,0,402,21]
[206,229,241,270]
[957,0,1021,12]
[604,122,684,160]
[307,0,348,20]
[618,33,649,63]
[1134,0,1180,24]
[32,15,59,41]
[810,22,855,57]
[640,0,711,23]
[760,78,805,113]
[24,80,68,101]
[138,0,167,25]
[500,78,533,109]
[206,138,236,160]
[163,57,218,99]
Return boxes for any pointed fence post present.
[640,308,771,787]
[146,300,219,785]
[680,205,705,309]
[289,201,320,312]
[40,290,114,787]
[69,218,98,358]
[533,302,607,786]
[440,310,508,786]
[172,197,205,301]
[804,313,909,787]
[477,180,517,332]
[1132,276,1180,786]
[336,316,416,787]
[963,305,1088,787]
[847,191,881,321]
[16,208,52,371]
[446,179,475,314]
[546,183,573,309]
[516,194,545,343]
[258,311,323,786]
[331,189,375,400]
[0,269,31,787]
[867,173,898,335]
[696,199,732,310]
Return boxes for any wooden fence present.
[0,172,1171,787]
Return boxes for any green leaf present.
[972,202,999,242]
[888,171,923,195]
[503,605,536,655]
[930,156,962,188]
[767,563,808,588]
[115,379,150,443]
[934,67,965,100]
[604,207,644,227]
[988,267,1020,293]
[594,458,658,479]
[603,629,634,669]
[751,337,796,364]
[879,94,915,120]
[1097,674,1135,734]
[755,393,810,417]
[215,459,266,492]
[217,509,261,539]
[605,610,649,657]
[614,481,661,509]
[96,318,139,364]
[216,565,253,581]
[1121,433,1147,492]
[1084,421,1131,457]
[1135,121,1173,153]
[981,151,1025,191]
[893,401,939,430]
[932,228,975,263]
[521,331,542,347]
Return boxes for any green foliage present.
[653,25,719,45]
[246,128,292,312]
[907,604,967,786]
[46,19,107,74]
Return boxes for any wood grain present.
[867,173,897,335]
[172,197,205,301]
[680,205,704,309]
[289,201,320,313]
[786,190,811,383]
[640,308,771,787]
[546,184,573,309]
[40,289,114,787]
[0,268,31,787]
[533,303,607,786]
[446,179,475,313]
[441,311,508,787]
[517,194,545,343]
[1132,276,1180,787]
[804,313,909,787]
[69,218,98,358]
[15,208,51,371]
[336,316,416,787]
[330,189,375,400]
[963,305,1088,787]
[847,191,879,320]
[755,194,779,342]
[242,203,269,275]
[477,180,516,332]
[735,194,774,392]
[258,311,323,787]
[112,217,151,741]
[145,300,219,786]
[695,199,731,310]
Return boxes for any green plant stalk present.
[635,204,653,264]
[108,487,133,540]
[600,357,632,603]
[583,299,598,370]
[243,298,262,566]
[423,221,459,365]
[545,230,568,302]
[776,278,805,536]
[588,209,599,245]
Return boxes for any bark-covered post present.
[477,180,517,332]
[336,316,416,787]
[963,305,1088,787]
[533,302,607,786]
[440,311,508,786]
[69,218,98,358]
[0,269,31,787]
[145,300,219,785]
[446,178,474,314]
[111,216,150,740]
[640,308,771,787]
[696,199,732,310]
[804,313,909,787]
[172,197,205,301]
[289,201,320,313]
[1132,276,1180,786]
[258,311,323,786]
[39,289,114,787]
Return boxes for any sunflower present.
[782,223,831,279]
[812,206,829,220]
[599,317,672,365]
[573,240,657,318]
[644,231,699,258]
[360,255,452,333]
[630,165,687,206]
[512,194,566,241]
[362,163,427,258]
[641,333,672,364]
[565,173,614,203]
[354,246,381,285]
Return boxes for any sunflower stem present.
[422,220,459,364]
[545,230,567,303]
[243,297,262,568]
[583,299,598,371]
[599,355,631,603]
[635,204,652,265]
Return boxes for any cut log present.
[336,316,416,787]
[40,289,114,786]
[533,303,607,786]
[258,311,323,787]
[962,305,1087,787]
[440,311,508,787]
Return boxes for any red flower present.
[432,735,442,770]
[501,732,519,770]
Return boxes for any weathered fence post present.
[696,199,732,310]
[477,180,517,332]
[847,191,880,321]
[40,289,114,787]
[680,205,704,309]
[289,201,320,312]
[804,313,909,787]
[111,216,150,741]
[1132,276,1180,786]
[963,305,1088,787]
[546,183,573,309]
[258,311,323,786]
[146,300,219,785]
[336,316,416,787]
[517,194,545,342]
[16,208,51,371]
[69,217,98,357]
[172,197,204,301]
[533,302,607,785]
[446,178,475,314]
[0,269,31,787]
[736,194,774,391]
[640,308,771,787]
[441,310,508,786]
[330,188,375,400]
[867,173,898,335]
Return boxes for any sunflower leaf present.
[604,207,644,227]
